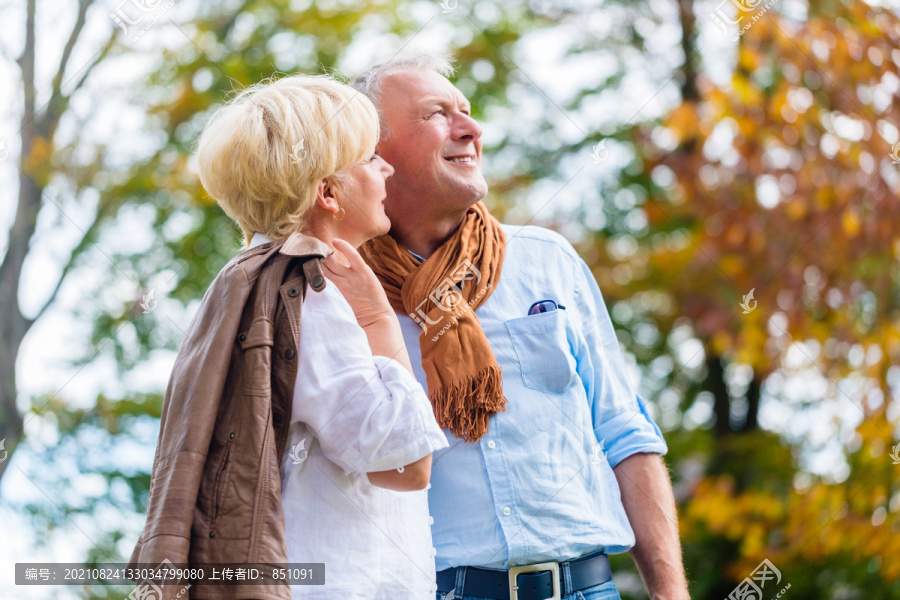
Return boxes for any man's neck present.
[390,211,467,260]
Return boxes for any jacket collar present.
[278,231,333,259]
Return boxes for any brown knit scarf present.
[359,202,507,443]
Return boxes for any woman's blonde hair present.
[197,74,380,246]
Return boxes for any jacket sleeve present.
[128,262,248,572]
[290,285,449,475]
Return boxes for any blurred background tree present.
[583,0,900,598]
[1,0,898,598]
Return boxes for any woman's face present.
[335,152,395,246]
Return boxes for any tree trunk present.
[743,376,760,432]
[0,347,25,485]
[0,148,45,490]
[707,355,731,438]
[0,0,35,488]
[677,0,699,102]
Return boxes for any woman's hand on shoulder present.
[323,238,395,329]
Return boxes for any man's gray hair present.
[351,50,456,131]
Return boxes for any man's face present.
[375,68,487,218]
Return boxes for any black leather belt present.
[436,550,611,600]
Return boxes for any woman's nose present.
[379,156,395,178]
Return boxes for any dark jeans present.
[435,577,621,600]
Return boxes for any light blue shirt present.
[397,224,668,571]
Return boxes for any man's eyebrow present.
[418,96,448,106]
[417,96,472,111]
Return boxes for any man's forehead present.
[381,69,469,106]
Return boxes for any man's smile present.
[443,154,476,165]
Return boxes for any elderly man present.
[352,53,690,600]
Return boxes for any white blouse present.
[248,234,449,599]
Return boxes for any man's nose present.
[453,112,483,141]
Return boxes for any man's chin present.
[463,179,489,207]
[445,173,488,205]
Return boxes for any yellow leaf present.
[842,207,861,237]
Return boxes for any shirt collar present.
[249,232,271,249]
[256,231,414,261]
[248,231,332,259]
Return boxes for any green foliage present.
[6,1,900,599]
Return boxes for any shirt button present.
[487,440,496,449]
[502,506,511,516]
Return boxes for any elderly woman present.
[196,75,449,598]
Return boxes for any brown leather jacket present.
[128,232,332,600]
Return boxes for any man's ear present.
[315,178,340,213]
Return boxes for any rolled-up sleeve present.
[291,286,449,475]
[571,257,668,468]
[337,355,449,473]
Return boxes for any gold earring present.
[332,207,346,220]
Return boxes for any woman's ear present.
[315,178,340,213]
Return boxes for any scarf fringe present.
[430,366,507,443]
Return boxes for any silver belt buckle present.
[508,561,560,600]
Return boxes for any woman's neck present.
[301,212,342,249]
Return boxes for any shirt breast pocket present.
[505,309,577,396]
